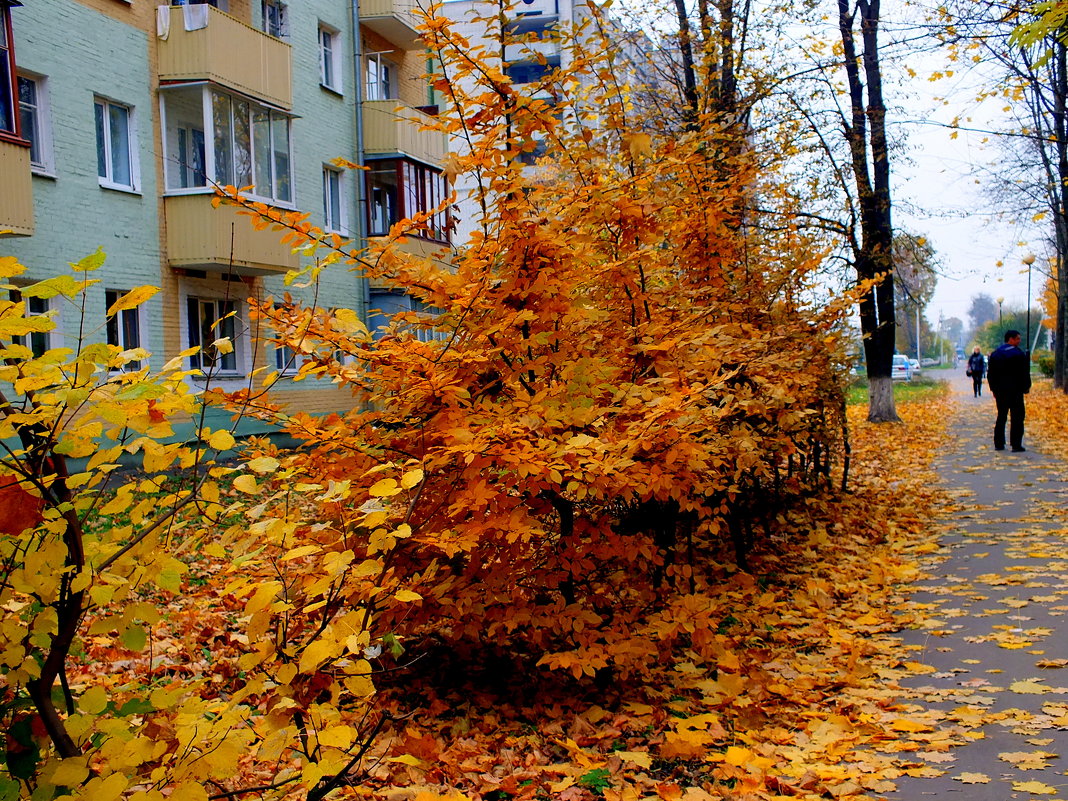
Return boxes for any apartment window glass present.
[505,56,560,85]
[95,98,135,189]
[261,0,287,38]
[323,166,342,232]
[17,75,51,171]
[366,159,448,242]
[187,297,237,372]
[0,8,15,136]
[208,89,289,203]
[367,162,398,236]
[105,289,142,369]
[365,54,395,101]
[319,25,341,91]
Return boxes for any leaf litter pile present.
[65,389,975,801]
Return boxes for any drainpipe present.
[351,0,371,315]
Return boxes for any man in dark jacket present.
[987,330,1032,452]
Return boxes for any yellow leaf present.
[50,758,91,787]
[388,754,426,768]
[80,685,108,715]
[248,456,280,474]
[615,750,652,768]
[209,430,236,451]
[954,773,989,784]
[401,468,424,489]
[213,337,234,355]
[107,286,160,315]
[1012,780,1056,794]
[318,725,357,748]
[890,718,934,732]
[394,589,423,602]
[1009,679,1050,694]
[369,478,401,497]
[234,474,258,493]
[625,133,652,159]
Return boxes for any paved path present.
[885,371,1068,799]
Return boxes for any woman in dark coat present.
[967,346,986,397]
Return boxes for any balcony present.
[157,5,292,110]
[359,0,423,48]
[363,100,446,166]
[0,139,34,236]
[164,194,298,276]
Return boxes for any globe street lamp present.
[997,296,1005,329]
[1024,253,1036,354]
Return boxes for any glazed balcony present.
[362,100,446,166]
[359,0,423,48]
[164,194,298,277]
[0,139,34,236]
[157,4,292,110]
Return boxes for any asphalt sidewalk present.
[883,371,1068,799]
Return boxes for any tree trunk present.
[838,0,899,422]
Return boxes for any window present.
[319,25,341,92]
[0,7,18,138]
[95,98,136,190]
[187,297,238,372]
[366,159,449,242]
[323,166,343,232]
[18,75,52,173]
[505,56,560,85]
[161,86,293,204]
[369,291,442,342]
[9,290,51,358]
[261,0,287,39]
[365,53,396,101]
[105,289,142,369]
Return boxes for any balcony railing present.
[362,100,446,166]
[157,4,292,109]
[359,0,422,48]
[0,139,34,236]
[164,194,298,276]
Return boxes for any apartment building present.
[0,0,448,433]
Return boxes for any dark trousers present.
[972,374,984,396]
[993,392,1026,449]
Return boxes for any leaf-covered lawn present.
[68,392,953,800]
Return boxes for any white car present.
[892,354,912,381]
[909,358,921,375]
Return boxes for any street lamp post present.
[1024,253,1036,354]
[997,296,1005,330]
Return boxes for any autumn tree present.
[938,0,1068,387]
[969,291,999,333]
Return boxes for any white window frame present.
[318,24,342,93]
[322,165,345,233]
[261,0,288,39]
[159,86,295,207]
[17,73,53,175]
[9,290,57,357]
[365,53,397,101]
[105,288,144,370]
[94,96,139,192]
[184,294,242,375]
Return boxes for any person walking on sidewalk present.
[987,329,1032,452]
[967,346,986,397]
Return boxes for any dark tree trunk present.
[839,0,899,422]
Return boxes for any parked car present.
[921,357,938,367]
[909,358,921,375]
[892,354,912,381]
